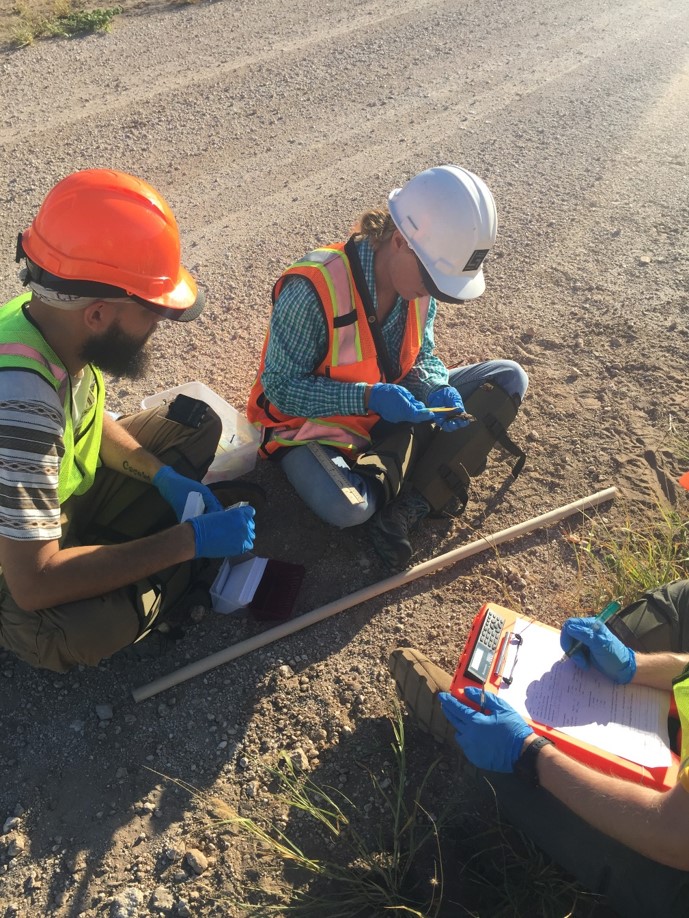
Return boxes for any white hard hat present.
[388,165,498,301]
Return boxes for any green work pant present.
[0,404,221,673]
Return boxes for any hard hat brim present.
[416,255,486,303]
[139,268,205,322]
[439,268,486,302]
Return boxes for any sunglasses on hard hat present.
[415,255,466,305]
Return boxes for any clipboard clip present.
[498,632,523,686]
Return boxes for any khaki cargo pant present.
[0,403,221,673]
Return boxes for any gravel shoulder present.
[1,0,689,915]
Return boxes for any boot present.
[388,648,457,746]
[368,488,430,568]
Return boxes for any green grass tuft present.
[573,503,689,609]
[220,707,447,917]
[10,1,121,46]
[45,5,121,36]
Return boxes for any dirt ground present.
[1,0,689,915]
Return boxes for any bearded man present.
[0,169,255,672]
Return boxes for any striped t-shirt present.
[0,369,72,541]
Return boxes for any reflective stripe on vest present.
[0,293,105,502]
[247,241,430,457]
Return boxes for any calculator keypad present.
[465,609,507,683]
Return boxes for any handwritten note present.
[499,621,672,767]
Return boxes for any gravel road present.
[1,0,688,915]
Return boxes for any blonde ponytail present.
[352,209,396,250]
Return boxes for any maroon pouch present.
[249,560,306,621]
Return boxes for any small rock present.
[95,704,113,721]
[638,255,652,266]
[3,816,20,834]
[177,901,192,918]
[286,748,309,771]
[526,430,540,442]
[7,834,26,857]
[189,604,206,623]
[245,780,260,798]
[110,886,144,918]
[149,886,175,912]
[164,841,186,863]
[185,848,208,875]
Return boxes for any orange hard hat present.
[18,169,204,321]
[679,472,689,491]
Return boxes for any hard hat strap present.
[23,255,133,300]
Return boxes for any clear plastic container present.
[141,381,261,483]
[210,557,268,614]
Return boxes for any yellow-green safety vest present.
[0,293,105,503]
[673,665,689,791]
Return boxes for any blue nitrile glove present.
[439,688,533,773]
[153,465,222,522]
[560,617,637,684]
[368,383,435,424]
[428,386,472,432]
[188,505,256,558]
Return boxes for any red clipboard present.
[450,602,679,791]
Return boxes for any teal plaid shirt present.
[260,238,449,418]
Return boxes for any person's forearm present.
[632,652,689,690]
[532,739,689,869]
[262,370,369,417]
[21,525,196,611]
[99,413,163,483]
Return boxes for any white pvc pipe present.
[132,486,617,702]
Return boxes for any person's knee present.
[41,597,139,670]
[312,496,376,528]
[499,361,528,402]
[201,405,222,445]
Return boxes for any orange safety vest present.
[247,240,431,458]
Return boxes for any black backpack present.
[409,381,526,513]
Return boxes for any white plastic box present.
[141,381,261,483]
[210,557,268,614]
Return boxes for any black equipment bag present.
[409,381,526,513]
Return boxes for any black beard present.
[79,323,152,379]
